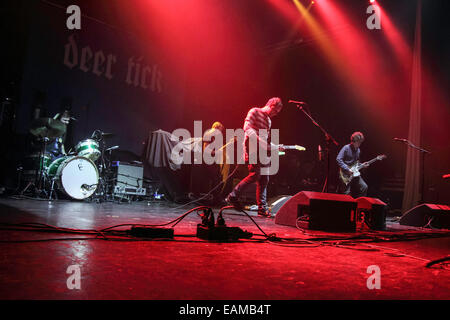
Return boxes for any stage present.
[0,197,448,300]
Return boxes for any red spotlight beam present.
[377,5,413,72]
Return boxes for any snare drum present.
[75,139,101,161]
[47,156,99,199]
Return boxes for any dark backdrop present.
[1,0,448,207]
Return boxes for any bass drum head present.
[57,156,99,199]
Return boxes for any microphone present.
[288,100,307,105]
[70,117,78,121]
[81,184,96,191]
[393,138,407,142]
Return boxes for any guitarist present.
[336,131,368,198]
[225,97,285,217]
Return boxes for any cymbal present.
[30,118,66,138]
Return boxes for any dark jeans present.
[229,164,269,212]
[340,176,368,198]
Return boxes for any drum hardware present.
[91,129,114,139]
[19,178,34,196]
[36,138,51,190]
[81,129,118,202]
[102,144,122,200]
[94,130,108,201]
[18,137,52,197]
[26,117,68,197]
[105,145,119,152]
[48,175,58,200]
[101,132,114,139]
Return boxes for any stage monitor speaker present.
[275,191,357,232]
[270,195,292,215]
[399,203,450,229]
[356,197,387,230]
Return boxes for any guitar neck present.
[283,145,306,150]
[361,155,385,167]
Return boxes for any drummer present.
[46,110,70,160]
[46,109,71,160]
[30,109,72,162]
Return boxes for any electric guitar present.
[244,142,306,162]
[339,154,386,186]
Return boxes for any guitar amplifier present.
[112,162,146,196]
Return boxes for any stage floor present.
[0,197,448,300]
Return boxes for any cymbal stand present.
[91,133,111,202]
[37,137,49,193]
[99,137,108,201]
[48,177,58,201]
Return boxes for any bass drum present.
[47,156,99,199]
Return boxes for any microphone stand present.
[293,103,339,193]
[399,139,430,204]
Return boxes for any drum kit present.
[21,117,118,201]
